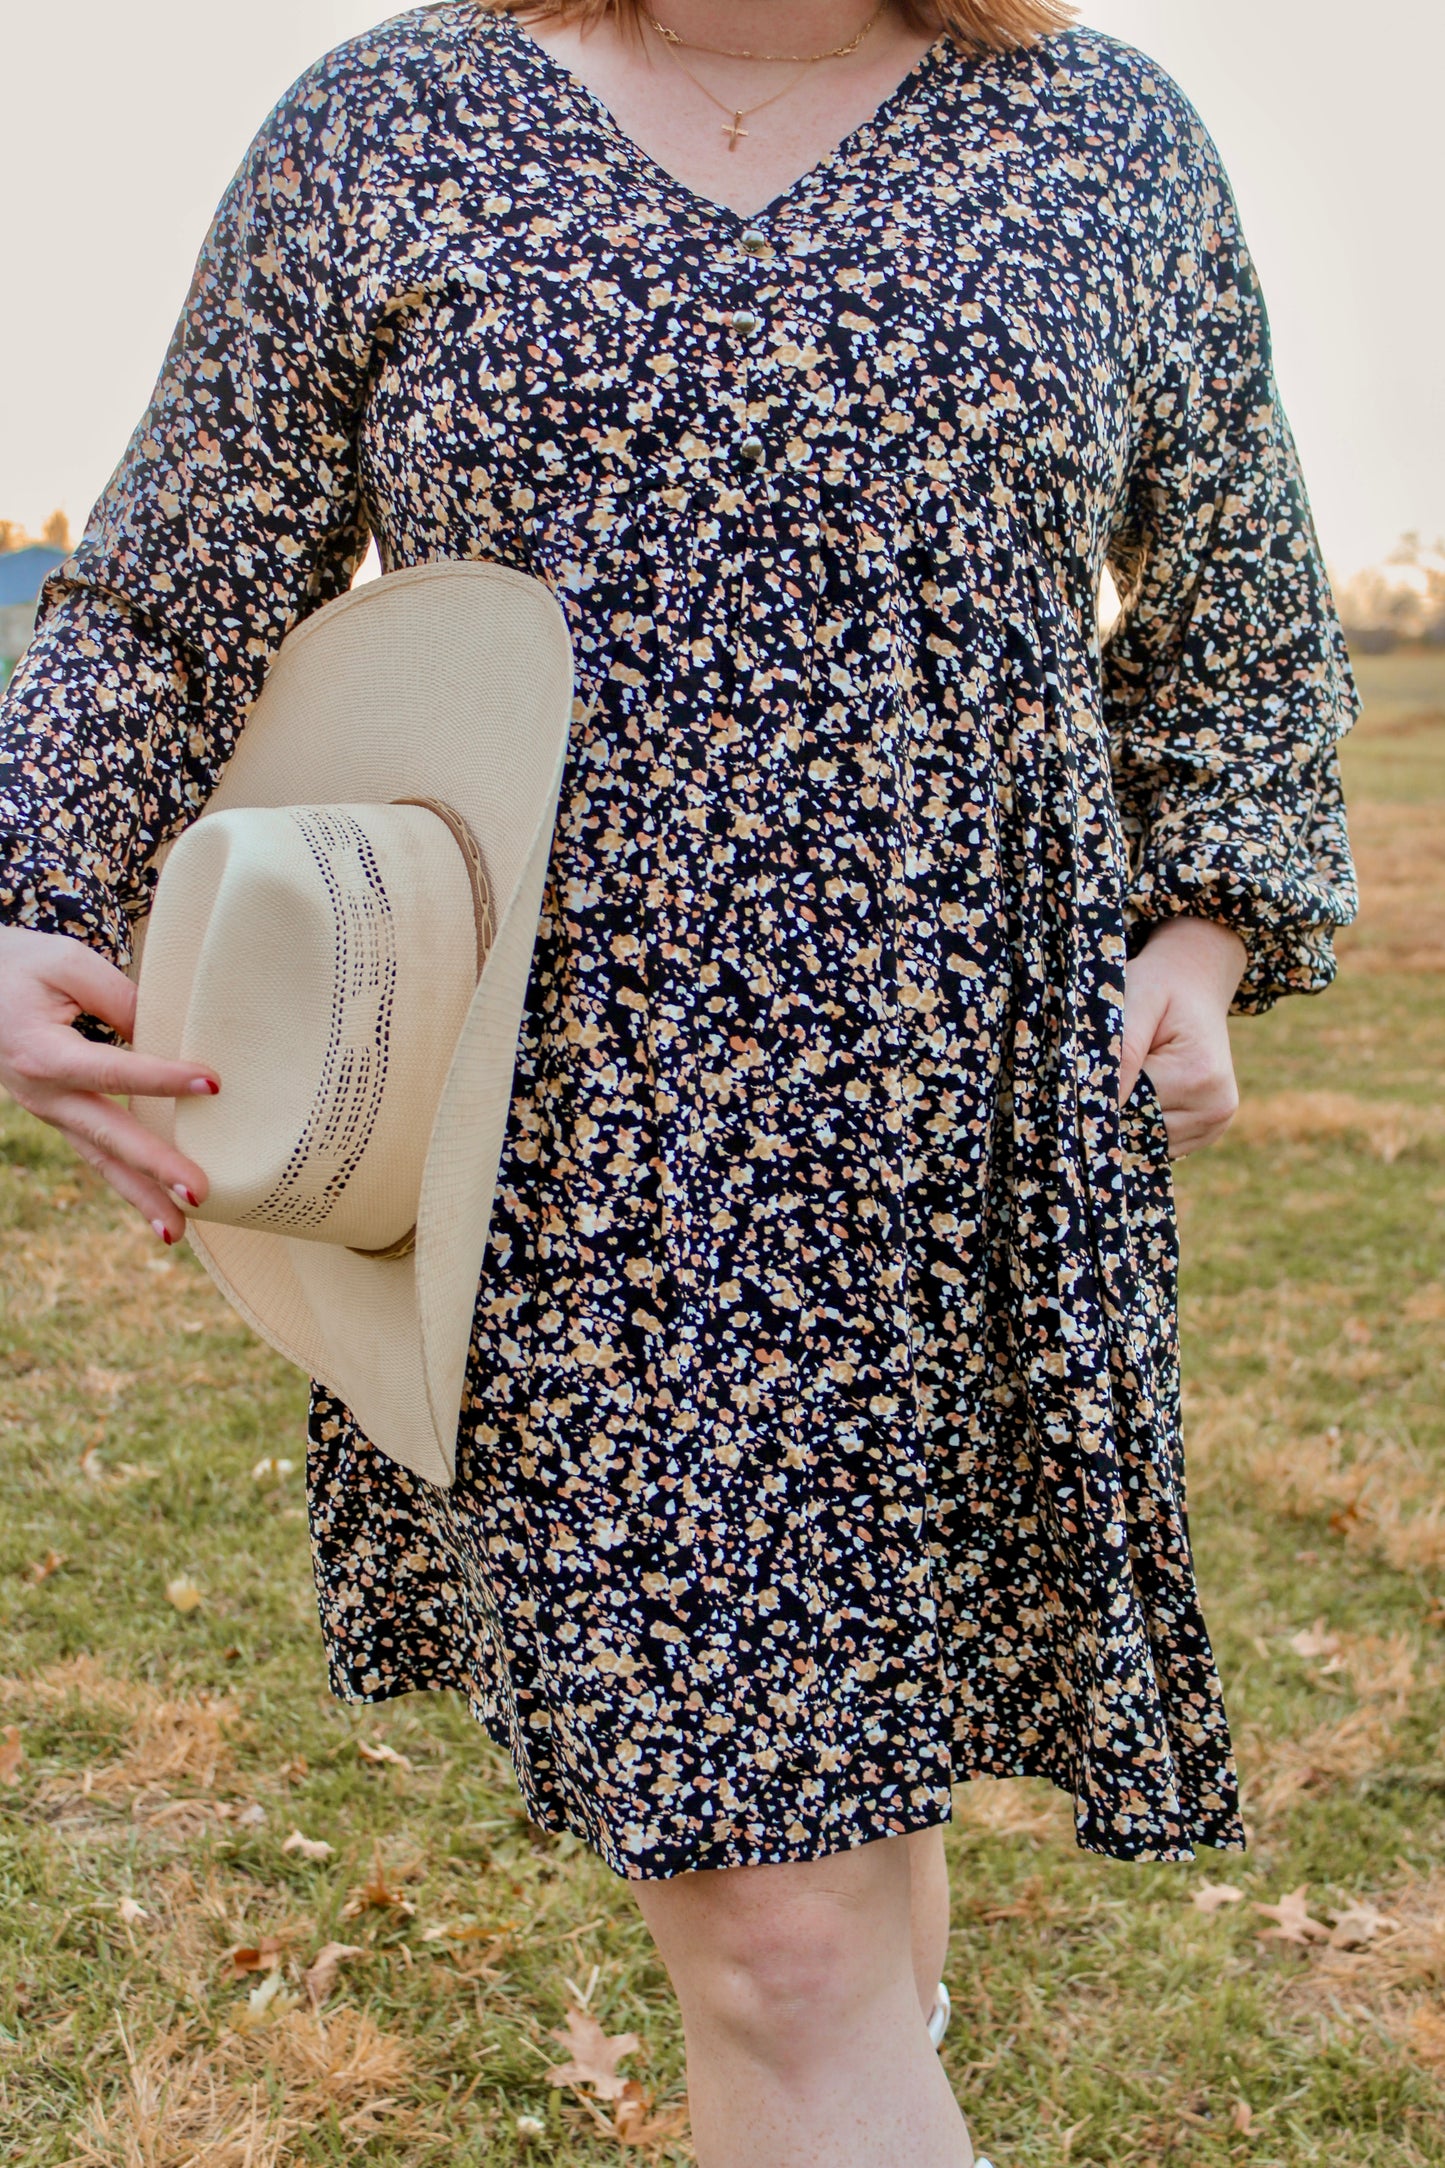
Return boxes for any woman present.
[0,0,1357,2160]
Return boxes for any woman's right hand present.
[0,924,218,1244]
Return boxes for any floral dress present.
[0,2,1357,1878]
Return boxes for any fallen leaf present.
[1328,1900,1400,1950]
[613,2081,690,2148]
[357,1739,414,1773]
[1192,1882,1245,1914]
[342,1848,419,1920]
[165,1575,204,1614]
[0,1726,24,1786]
[1255,1886,1330,1946]
[24,1549,66,1585]
[1290,1620,1341,1660]
[548,2006,642,2102]
[567,2079,689,2151]
[117,1897,150,1925]
[303,1941,366,2009]
[1232,2101,1254,2134]
[232,1969,301,2032]
[82,1364,135,1402]
[282,1829,334,1863]
[223,1937,288,1976]
[79,1442,157,1487]
[421,1917,515,1946]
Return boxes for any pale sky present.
[2,0,1438,577]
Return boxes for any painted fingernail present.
[151,1219,170,1243]
[171,1185,199,1209]
[188,1078,220,1095]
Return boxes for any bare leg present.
[907,1824,951,2019]
[635,1830,974,2168]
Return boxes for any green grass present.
[2,649,1444,2164]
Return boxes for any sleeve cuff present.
[1127,866,1348,1016]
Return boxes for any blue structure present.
[0,544,68,685]
[0,544,67,608]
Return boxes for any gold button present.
[740,228,772,258]
[732,310,762,336]
[739,436,766,466]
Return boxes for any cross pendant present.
[723,111,749,151]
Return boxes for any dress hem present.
[322,1663,1246,1881]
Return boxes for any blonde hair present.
[479,0,1077,54]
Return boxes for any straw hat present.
[130,561,575,1487]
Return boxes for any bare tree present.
[1335,533,1445,650]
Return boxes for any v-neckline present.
[477,9,956,228]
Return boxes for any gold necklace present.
[644,3,890,153]
[645,1,890,65]
[654,46,814,150]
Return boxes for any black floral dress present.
[0,3,1357,1877]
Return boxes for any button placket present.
[726,226,782,481]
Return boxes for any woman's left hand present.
[1119,916,1248,1157]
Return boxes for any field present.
[1,648,1443,2166]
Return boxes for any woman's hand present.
[0,924,217,1242]
[1119,916,1247,1157]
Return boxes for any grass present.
[2,646,1444,2164]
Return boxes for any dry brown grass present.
[1183,1307,1445,1577]
[1245,1704,1397,1821]
[0,1658,241,1799]
[1341,798,1445,972]
[64,2006,418,2168]
[1296,1870,1445,2080]
[954,1776,1071,1844]
[1230,1089,1445,1162]
[1241,1425,1445,1577]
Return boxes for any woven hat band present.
[153,801,485,1254]
[348,797,493,1261]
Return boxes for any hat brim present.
[131,561,574,1487]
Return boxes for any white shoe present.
[927,1987,995,2163]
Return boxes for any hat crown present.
[149,801,482,1252]
[128,559,576,1488]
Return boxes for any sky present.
[1,0,1438,578]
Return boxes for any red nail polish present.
[163,1229,176,1246]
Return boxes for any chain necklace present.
[645,1,890,65]
[644,2,890,152]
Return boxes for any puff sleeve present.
[0,81,372,968]
[1102,89,1359,1014]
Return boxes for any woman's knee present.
[636,1839,915,2061]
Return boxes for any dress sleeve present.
[0,86,372,969]
[1102,92,1359,1015]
